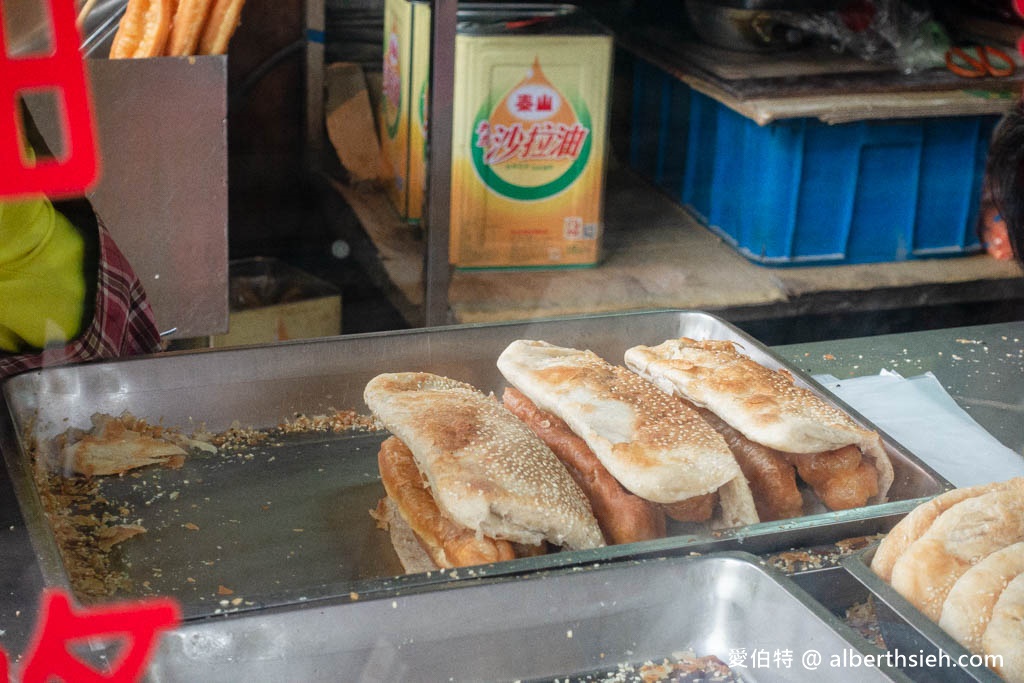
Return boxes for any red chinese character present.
[18,589,181,683]
[514,93,534,113]
[536,94,553,112]
[483,123,526,165]
[474,120,492,149]
[523,122,559,160]
[557,124,589,158]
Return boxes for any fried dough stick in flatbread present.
[364,372,605,559]
[625,338,894,516]
[377,436,516,569]
[497,340,760,530]
[788,445,878,511]
[503,386,666,544]
[693,405,804,522]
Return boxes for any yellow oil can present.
[379,0,430,224]
[449,6,612,268]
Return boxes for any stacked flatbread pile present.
[871,478,1024,682]
[369,336,914,575]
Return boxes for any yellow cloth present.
[0,198,87,352]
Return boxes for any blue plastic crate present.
[630,58,1000,266]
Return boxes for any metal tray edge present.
[0,403,74,596]
[1,310,953,609]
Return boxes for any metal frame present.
[424,0,457,326]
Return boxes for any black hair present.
[986,96,1024,262]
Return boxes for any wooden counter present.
[328,169,1024,334]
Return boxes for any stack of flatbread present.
[871,477,1024,682]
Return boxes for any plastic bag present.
[777,0,951,73]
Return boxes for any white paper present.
[814,371,1024,488]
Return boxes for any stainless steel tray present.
[0,311,951,618]
[143,552,907,682]
[842,546,1002,683]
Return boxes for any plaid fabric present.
[0,216,161,381]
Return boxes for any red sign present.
[0,0,101,199]
[1,589,180,683]
[1017,0,1024,58]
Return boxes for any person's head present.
[986,96,1024,262]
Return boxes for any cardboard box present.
[210,258,342,348]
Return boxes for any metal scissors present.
[945,45,1016,78]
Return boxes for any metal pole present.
[305,0,326,172]
[424,0,456,326]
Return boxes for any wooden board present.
[625,26,1024,99]
[328,168,1024,328]
[620,25,1023,124]
[447,170,1024,324]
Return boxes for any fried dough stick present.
[662,491,719,523]
[694,404,875,517]
[167,0,214,56]
[377,436,516,568]
[198,0,247,55]
[788,445,878,512]
[502,387,667,544]
[690,405,804,522]
[109,0,172,58]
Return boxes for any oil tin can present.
[449,5,612,268]
[379,0,430,224]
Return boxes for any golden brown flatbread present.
[364,372,604,551]
[624,339,894,509]
[940,542,1024,653]
[872,481,1006,583]
[497,340,759,528]
[982,572,1024,683]
[890,480,1024,622]
[61,413,187,476]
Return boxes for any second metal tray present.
[142,552,907,682]
[842,546,1003,683]
[1,310,951,618]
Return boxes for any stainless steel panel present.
[843,546,1002,683]
[1,311,951,618]
[143,552,906,682]
[25,56,230,339]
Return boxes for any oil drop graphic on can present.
[449,7,612,268]
[472,57,591,202]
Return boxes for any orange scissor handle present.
[945,45,1016,79]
